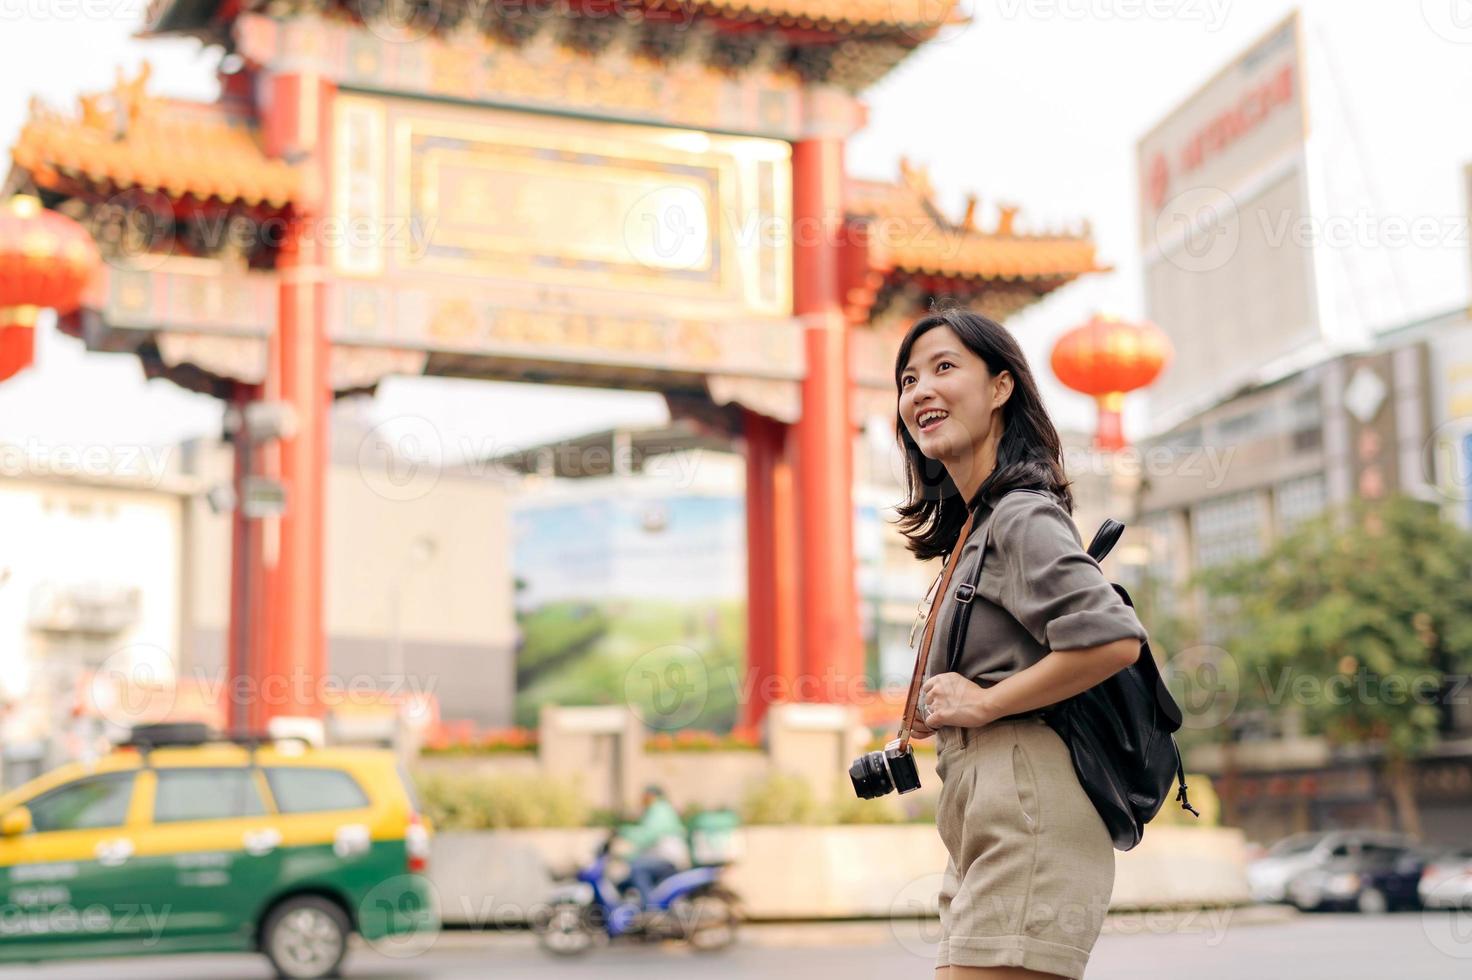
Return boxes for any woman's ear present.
[992,370,1015,410]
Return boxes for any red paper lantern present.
[1050,314,1172,451]
[0,195,102,382]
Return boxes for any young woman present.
[894,308,1148,980]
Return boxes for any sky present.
[0,0,1469,458]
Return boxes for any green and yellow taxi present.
[0,724,437,979]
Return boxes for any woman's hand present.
[920,672,997,730]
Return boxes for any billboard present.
[1138,12,1319,424]
[509,487,901,729]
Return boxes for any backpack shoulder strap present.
[1087,518,1126,563]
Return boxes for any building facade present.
[0,458,190,784]
[0,401,522,785]
[1137,9,1422,431]
[1135,308,1472,844]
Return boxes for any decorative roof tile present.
[11,66,298,209]
[684,0,964,31]
[846,164,1106,282]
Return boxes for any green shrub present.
[739,772,820,825]
[901,792,939,825]
[415,772,590,830]
[826,783,904,824]
[739,774,934,825]
[864,731,936,754]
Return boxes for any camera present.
[849,738,922,799]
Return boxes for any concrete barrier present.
[430,828,608,927]
[1109,826,1253,909]
[429,823,1251,924]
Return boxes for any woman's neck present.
[949,440,999,504]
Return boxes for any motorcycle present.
[533,831,741,956]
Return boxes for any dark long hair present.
[893,308,1073,560]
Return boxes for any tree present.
[1196,494,1472,839]
[1129,566,1223,758]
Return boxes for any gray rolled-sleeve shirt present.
[923,489,1148,689]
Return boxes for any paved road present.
[1,911,1469,978]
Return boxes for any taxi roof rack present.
[120,723,315,757]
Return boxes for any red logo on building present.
[1147,153,1171,211]
[1180,65,1296,175]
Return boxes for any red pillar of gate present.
[742,410,800,729]
[792,136,860,702]
[257,71,334,723]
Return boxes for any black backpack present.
[947,490,1201,851]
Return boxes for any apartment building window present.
[1192,491,1266,570]
[1288,385,1323,427]
[1136,513,1182,615]
[1291,427,1323,452]
[1217,407,1266,444]
[1139,514,1177,583]
[1275,474,1327,535]
[1288,385,1323,453]
[1156,426,1202,453]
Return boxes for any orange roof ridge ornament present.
[959,193,977,232]
[995,204,1018,237]
[849,168,1099,248]
[69,63,157,139]
[24,96,54,128]
[897,156,935,203]
[77,94,110,132]
[11,66,299,210]
[113,62,156,134]
[841,168,1109,303]
[898,155,958,231]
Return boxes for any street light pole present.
[389,536,437,750]
[225,392,255,734]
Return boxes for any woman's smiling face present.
[899,325,1010,466]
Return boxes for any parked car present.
[1247,830,1412,903]
[1285,840,1432,913]
[0,723,437,979]
[1419,845,1472,910]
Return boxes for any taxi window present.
[154,769,267,823]
[265,768,369,813]
[28,773,135,832]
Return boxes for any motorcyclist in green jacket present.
[617,784,691,908]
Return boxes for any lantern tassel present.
[1094,391,1126,452]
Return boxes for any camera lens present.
[849,750,894,799]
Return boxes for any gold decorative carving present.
[338,94,790,315]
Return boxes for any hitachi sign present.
[1147,64,1297,210]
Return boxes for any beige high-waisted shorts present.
[934,715,1115,978]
